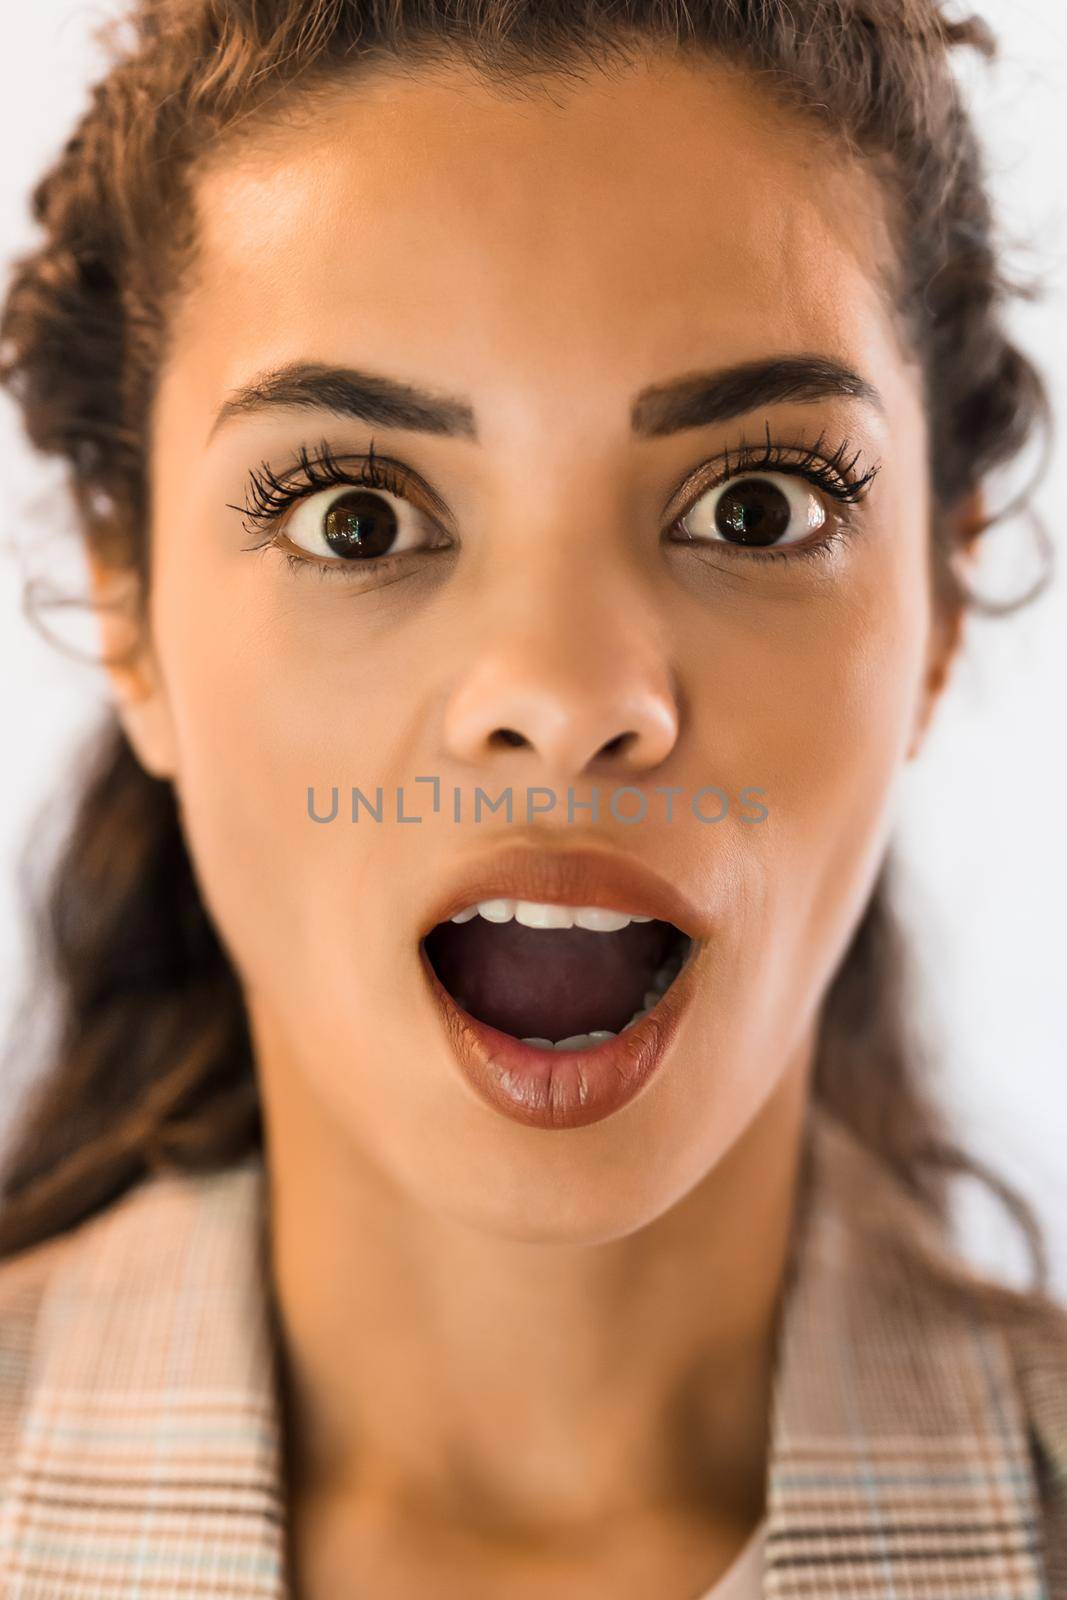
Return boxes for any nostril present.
[491,728,528,748]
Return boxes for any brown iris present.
[322,489,399,560]
[716,478,792,547]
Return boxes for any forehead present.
[171,52,907,433]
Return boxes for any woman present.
[0,0,1063,1595]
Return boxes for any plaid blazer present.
[0,1102,1063,1598]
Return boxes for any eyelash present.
[230,425,881,579]
[230,441,419,578]
[670,421,880,566]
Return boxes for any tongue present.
[422,918,676,1040]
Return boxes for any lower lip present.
[417,937,702,1130]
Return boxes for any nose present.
[441,575,681,785]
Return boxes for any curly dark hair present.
[0,0,1060,1335]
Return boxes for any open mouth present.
[421,899,694,1051]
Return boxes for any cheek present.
[707,533,931,994]
[147,540,420,990]
[759,582,924,831]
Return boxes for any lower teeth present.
[520,1029,616,1051]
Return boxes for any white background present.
[0,3,1064,1289]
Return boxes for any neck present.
[259,1041,812,1542]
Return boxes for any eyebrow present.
[208,353,884,443]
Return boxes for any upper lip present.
[418,845,713,942]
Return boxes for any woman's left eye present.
[669,471,838,554]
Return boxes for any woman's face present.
[120,52,955,1238]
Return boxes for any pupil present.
[717,478,791,547]
[323,490,398,559]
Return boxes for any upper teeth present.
[449,899,655,932]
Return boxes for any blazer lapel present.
[763,1103,1048,1599]
[0,1154,288,1599]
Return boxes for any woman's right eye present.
[280,483,443,568]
